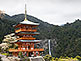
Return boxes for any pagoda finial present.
[24,4,27,21]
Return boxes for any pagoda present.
[9,4,44,57]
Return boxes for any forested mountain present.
[0,14,81,57]
[53,19,81,57]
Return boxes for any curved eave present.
[15,32,40,35]
[15,29,37,33]
[19,40,41,42]
[10,40,41,43]
[14,24,38,28]
[20,20,39,25]
[17,37,36,40]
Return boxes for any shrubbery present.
[1,53,9,56]
[44,54,79,61]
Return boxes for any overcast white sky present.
[0,0,81,25]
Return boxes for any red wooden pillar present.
[34,51,36,56]
[30,43,31,50]
[19,45,21,50]
[18,44,20,50]
[23,52,24,55]
[33,43,34,49]
[36,44,37,48]
[26,52,29,56]
[38,51,40,56]
[25,43,27,50]
[21,45,23,50]
[12,52,15,56]
[13,52,16,57]
[15,52,18,57]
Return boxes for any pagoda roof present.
[15,32,39,35]
[19,40,41,42]
[10,40,41,43]
[20,20,39,25]
[16,33,39,36]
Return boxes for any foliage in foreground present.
[44,54,81,61]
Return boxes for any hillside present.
[0,14,81,57]
[50,19,81,57]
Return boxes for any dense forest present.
[0,14,81,57]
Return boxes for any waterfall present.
[48,40,51,56]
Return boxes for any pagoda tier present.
[17,37,36,40]
[15,28,37,33]
[10,41,42,51]
[9,41,44,57]
[14,23,38,28]
[15,24,38,33]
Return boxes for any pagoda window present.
[25,35,28,37]
[26,43,28,45]
[28,26,32,30]
[31,44,33,50]
[23,48,25,50]
[27,46,28,50]
[27,35,29,37]
[20,45,22,49]
[21,46,22,50]
[23,35,26,37]
[18,47,20,50]
[30,43,34,49]
[28,46,30,49]
[31,48,33,50]
[26,26,28,29]
[26,43,30,45]
[22,26,26,29]
[24,43,26,45]
[30,35,32,37]
[22,46,25,50]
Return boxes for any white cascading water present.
[48,40,51,56]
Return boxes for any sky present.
[0,0,81,25]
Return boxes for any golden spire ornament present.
[24,4,27,21]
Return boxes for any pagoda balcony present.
[15,29,37,33]
[9,48,44,52]
[17,37,36,40]
[16,32,39,36]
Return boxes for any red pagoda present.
[9,5,44,57]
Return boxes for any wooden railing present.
[15,29,37,33]
[9,48,44,52]
[16,33,39,36]
[17,37,36,40]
